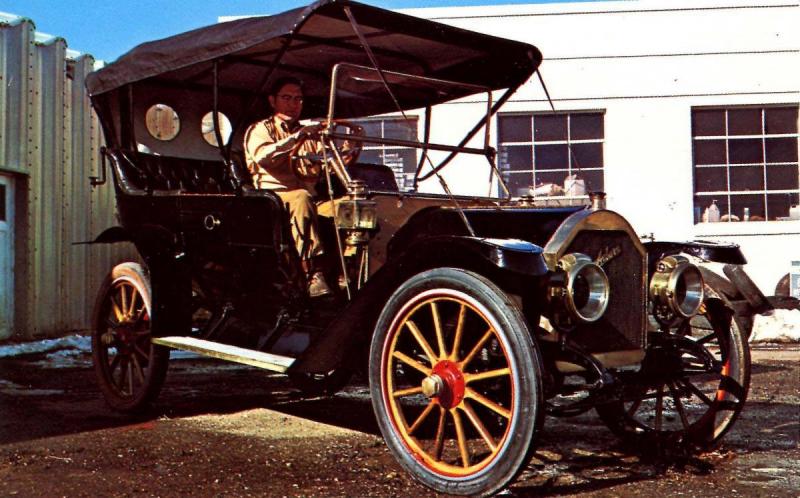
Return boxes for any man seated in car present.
[243,76,337,298]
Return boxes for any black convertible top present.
[86,0,541,118]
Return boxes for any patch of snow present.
[0,334,201,363]
[751,309,800,343]
[0,334,91,358]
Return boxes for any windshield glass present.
[328,63,497,193]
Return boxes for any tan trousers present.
[276,189,324,261]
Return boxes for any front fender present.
[644,240,747,266]
[291,235,546,375]
[400,235,547,277]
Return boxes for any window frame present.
[691,104,800,224]
[496,110,606,198]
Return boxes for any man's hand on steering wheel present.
[290,120,363,182]
[298,122,324,139]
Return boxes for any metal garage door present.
[0,174,13,339]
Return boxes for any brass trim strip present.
[543,209,647,270]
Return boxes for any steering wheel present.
[289,120,363,182]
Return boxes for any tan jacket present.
[243,115,321,193]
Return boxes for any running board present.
[152,336,295,373]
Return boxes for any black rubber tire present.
[92,263,170,413]
[369,268,543,497]
[596,285,751,451]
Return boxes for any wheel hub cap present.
[429,360,465,409]
[421,375,443,398]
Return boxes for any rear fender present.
[88,225,190,338]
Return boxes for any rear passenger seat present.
[108,149,249,194]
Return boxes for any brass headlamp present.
[547,253,610,328]
[649,255,704,325]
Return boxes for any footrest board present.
[152,336,295,373]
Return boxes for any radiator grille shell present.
[544,210,648,354]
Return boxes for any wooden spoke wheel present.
[370,268,543,496]
[91,263,169,412]
[597,286,750,451]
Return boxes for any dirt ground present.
[0,345,797,497]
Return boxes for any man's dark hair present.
[268,76,303,97]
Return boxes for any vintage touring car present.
[85,1,756,495]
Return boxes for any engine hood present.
[387,205,584,259]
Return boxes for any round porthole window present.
[201,111,232,146]
[145,104,180,141]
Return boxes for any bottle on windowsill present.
[743,207,750,222]
[707,199,720,222]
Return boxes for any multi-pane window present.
[692,105,799,222]
[497,112,604,197]
[355,117,419,191]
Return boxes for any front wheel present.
[369,268,543,497]
[597,286,750,451]
[91,262,170,412]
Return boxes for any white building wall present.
[403,0,799,293]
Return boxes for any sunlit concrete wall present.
[0,15,136,339]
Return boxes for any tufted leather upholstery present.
[109,149,253,194]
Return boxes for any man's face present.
[268,83,303,122]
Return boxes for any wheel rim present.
[618,300,747,446]
[96,278,153,399]
[381,289,517,478]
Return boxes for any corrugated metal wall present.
[0,16,136,339]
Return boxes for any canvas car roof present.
[85,0,542,118]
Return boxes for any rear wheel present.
[597,287,750,450]
[370,268,543,497]
[92,263,170,412]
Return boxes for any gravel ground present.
[0,345,797,497]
